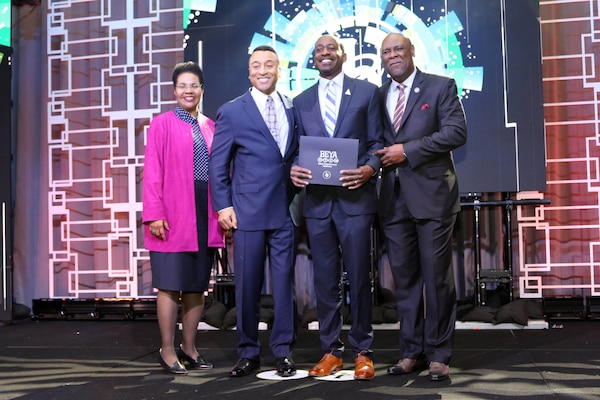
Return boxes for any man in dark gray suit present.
[291,34,383,380]
[374,32,467,382]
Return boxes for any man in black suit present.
[374,32,467,381]
[290,34,383,380]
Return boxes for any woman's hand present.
[148,219,169,240]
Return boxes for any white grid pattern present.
[518,0,600,297]
[46,0,183,298]
[42,0,600,300]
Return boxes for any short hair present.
[251,45,277,55]
[317,34,345,54]
[172,61,204,86]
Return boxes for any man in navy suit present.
[209,45,298,378]
[290,34,383,380]
[374,32,467,382]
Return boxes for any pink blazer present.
[143,110,224,251]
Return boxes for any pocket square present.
[420,104,430,110]
[345,88,351,95]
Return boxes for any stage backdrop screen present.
[0,0,10,48]
[184,0,545,194]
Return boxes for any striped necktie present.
[392,83,406,132]
[324,81,337,137]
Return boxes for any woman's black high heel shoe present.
[158,348,188,374]
[176,344,213,370]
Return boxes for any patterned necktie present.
[265,95,281,151]
[192,119,209,180]
[392,83,406,132]
[324,81,337,137]
[173,106,208,181]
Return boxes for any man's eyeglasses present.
[175,83,202,90]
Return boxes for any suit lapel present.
[335,76,353,136]
[307,85,329,137]
[399,70,424,131]
[277,92,295,156]
[380,80,396,141]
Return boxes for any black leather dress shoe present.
[275,357,297,377]
[176,345,213,370]
[158,348,188,375]
[229,357,260,377]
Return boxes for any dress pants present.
[382,213,457,364]
[233,217,296,359]
[306,201,374,357]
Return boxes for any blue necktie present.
[192,119,209,180]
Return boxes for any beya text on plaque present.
[317,150,339,180]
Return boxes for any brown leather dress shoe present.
[428,361,450,381]
[387,357,427,375]
[354,354,375,380]
[308,353,343,377]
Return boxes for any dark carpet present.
[1,319,599,399]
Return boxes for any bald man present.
[374,33,467,382]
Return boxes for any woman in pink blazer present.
[143,62,224,375]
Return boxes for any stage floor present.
[1,319,599,399]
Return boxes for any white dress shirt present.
[386,69,417,122]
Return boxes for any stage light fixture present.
[131,298,157,320]
[32,298,64,319]
[61,299,98,319]
[32,298,158,320]
[96,298,134,320]
[585,296,600,320]
[543,295,585,320]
